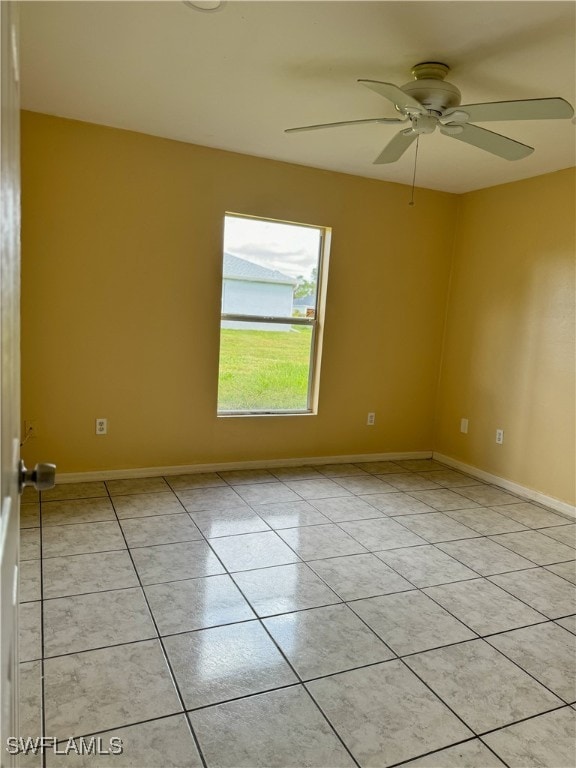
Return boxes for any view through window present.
[217,214,328,414]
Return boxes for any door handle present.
[19,460,56,493]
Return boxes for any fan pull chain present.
[409,136,420,207]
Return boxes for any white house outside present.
[293,294,316,317]
[221,253,297,331]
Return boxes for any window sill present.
[217,410,316,418]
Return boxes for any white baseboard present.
[54,448,575,520]
[433,452,576,520]
[55,450,433,483]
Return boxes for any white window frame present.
[218,213,330,417]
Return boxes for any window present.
[217,213,329,415]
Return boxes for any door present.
[0,3,21,764]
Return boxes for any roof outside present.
[294,295,316,307]
[223,253,297,286]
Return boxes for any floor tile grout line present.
[412,575,552,640]
[383,734,510,768]
[476,740,513,768]
[40,544,129,560]
[122,535,205,549]
[40,494,109,504]
[373,507,489,543]
[464,616,558,641]
[543,565,576,586]
[480,636,576,707]
[476,701,573,741]
[330,513,473,550]
[346,590,482,651]
[330,520,490,573]
[551,614,576,633]
[37,583,157,603]
[520,519,576,532]
[46,710,204,748]
[483,571,575,620]
[376,540,487,582]
[41,517,118,528]
[425,539,544,575]
[267,523,369,563]
[300,685,363,768]
[184,681,301,714]
[104,487,210,768]
[435,508,532,537]
[486,533,576,568]
[484,503,575,526]
[537,524,576,541]
[397,652,492,740]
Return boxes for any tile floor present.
[17,460,576,768]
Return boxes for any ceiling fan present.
[285,62,574,164]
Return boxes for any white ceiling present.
[20,0,576,194]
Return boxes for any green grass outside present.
[218,326,313,411]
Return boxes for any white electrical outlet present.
[367,412,376,426]
[460,418,469,434]
[496,428,504,444]
[96,418,108,435]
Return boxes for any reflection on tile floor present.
[18,460,576,767]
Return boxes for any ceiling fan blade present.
[285,117,405,134]
[359,80,425,114]
[374,129,417,164]
[447,98,574,123]
[441,123,534,160]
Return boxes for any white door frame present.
[0,3,21,765]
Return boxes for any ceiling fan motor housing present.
[400,62,461,114]
[401,78,462,114]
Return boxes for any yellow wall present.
[21,111,457,472]
[435,169,576,505]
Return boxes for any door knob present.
[19,460,56,493]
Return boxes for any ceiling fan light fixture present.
[411,114,437,134]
